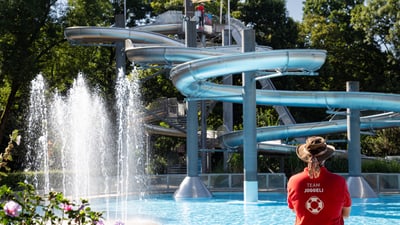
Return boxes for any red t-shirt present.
[196,5,205,14]
[287,167,351,225]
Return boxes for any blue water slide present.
[64,26,400,152]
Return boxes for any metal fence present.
[147,173,286,193]
[147,173,400,194]
[361,173,400,193]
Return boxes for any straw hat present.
[296,136,335,163]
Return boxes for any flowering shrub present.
[0,131,125,225]
[0,182,105,224]
[3,200,22,217]
[0,130,19,178]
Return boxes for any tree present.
[112,0,150,27]
[351,0,400,62]
[0,0,131,168]
[238,0,298,49]
[139,68,183,105]
[297,0,390,92]
[362,128,400,156]
[67,0,113,26]
[297,0,400,156]
[0,0,66,147]
[350,0,400,92]
[150,0,184,15]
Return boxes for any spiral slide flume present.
[65,26,400,148]
[65,26,185,46]
[224,112,400,149]
[164,48,400,148]
[169,49,326,96]
[125,31,400,200]
[65,25,400,200]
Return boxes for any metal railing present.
[360,173,400,193]
[147,173,287,193]
[24,172,399,196]
[147,173,400,194]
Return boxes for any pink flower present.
[61,203,73,212]
[95,220,105,225]
[3,200,22,217]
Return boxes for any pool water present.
[91,193,400,225]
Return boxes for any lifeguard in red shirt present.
[287,136,352,225]
[195,3,205,27]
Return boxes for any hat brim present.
[296,143,335,163]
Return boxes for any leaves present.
[0,182,104,224]
[239,0,298,48]
[298,0,392,92]
[351,0,400,61]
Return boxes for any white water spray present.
[114,68,146,221]
[26,71,146,222]
[26,74,50,194]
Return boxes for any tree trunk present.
[0,81,20,147]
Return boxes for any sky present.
[285,0,304,21]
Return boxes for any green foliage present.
[286,155,400,177]
[324,157,348,173]
[0,80,11,112]
[362,128,400,156]
[139,68,183,105]
[151,134,185,174]
[258,154,281,173]
[299,0,389,92]
[150,0,184,15]
[350,0,400,92]
[67,0,113,26]
[256,107,279,127]
[227,152,243,172]
[238,0,298,48]
[50,0,116,97]
[0,171,27,189]
[0,182,104,225]
[111,0,150,27]
[0,0,68,147]
[0,0,63,81]
[284,152,305,177]
[351,0,400,61]
[362,159,400,173]
[0,131,104,224]
[205,103,224,130]
[147,154,168,174]
[0,130,20,179]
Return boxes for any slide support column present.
[242,29,258,203]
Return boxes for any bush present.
[285,153,400,176]
[362,159,400,173]
[0,182,105,225]
[1,170,70,191]
[0,131,119,225]
[325,157,348,173]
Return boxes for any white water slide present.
[65,24,400,153]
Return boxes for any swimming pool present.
[90,192,400,225]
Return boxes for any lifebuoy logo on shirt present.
[305,196,324,214]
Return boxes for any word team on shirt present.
[304,182,324,193]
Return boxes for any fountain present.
[26,74,50,195]
[25,70,146,222]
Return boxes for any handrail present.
[146,173,400,194]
